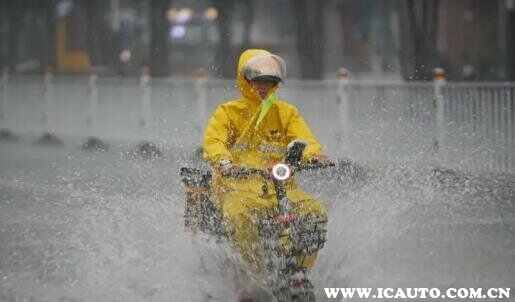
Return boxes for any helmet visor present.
[243,54,286,83]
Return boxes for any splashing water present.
[0,142,513,301]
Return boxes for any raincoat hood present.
[237,49,284,104]
[203,48,322,168]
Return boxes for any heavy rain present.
[0,1,514,301]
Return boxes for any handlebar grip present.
[222,167,266,178]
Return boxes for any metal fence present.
[336,80,514,174]
[0,72,513,174]
[440,83,514,173]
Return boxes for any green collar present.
[255,93,277,130]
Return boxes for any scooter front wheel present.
[291,290,316,302]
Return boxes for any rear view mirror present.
[285,139,307,165]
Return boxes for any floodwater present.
[0,138,514,301]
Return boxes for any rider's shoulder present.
[218,99,246,109]
[274,99,300,114]
[213,99,245,113]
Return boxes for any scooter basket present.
[179,167,223,236]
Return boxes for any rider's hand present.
[218,159,242,177]
[218,159,234,176]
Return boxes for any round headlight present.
[271,163,291,181]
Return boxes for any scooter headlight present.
[271,163,291,181]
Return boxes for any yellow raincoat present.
[203,49,327,272]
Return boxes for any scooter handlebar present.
[221,161,334,179]
[220,166,266,178]
[296,160,336,171]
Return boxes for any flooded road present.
[0,141,513,301]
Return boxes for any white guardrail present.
[0,71,513,174]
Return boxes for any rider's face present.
[249,79,277,99]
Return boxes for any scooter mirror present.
[285,140,307,165]
[272,163,291,181]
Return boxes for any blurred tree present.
[290,0,326,79]
[335,0,374,73]
[506,2,515,81]
[4,0,24,72]
[36,0,57,72]
[0,0,6,71]
[399,0,440,81]
[3,0,77,74]
[0,0,4,71]
[84,0,112,69]
[212,0,237,78]
[240,1,254,53]
[149,0,170,77]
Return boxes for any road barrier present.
[0,72,513,173]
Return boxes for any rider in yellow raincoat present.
[203,49,328,275]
